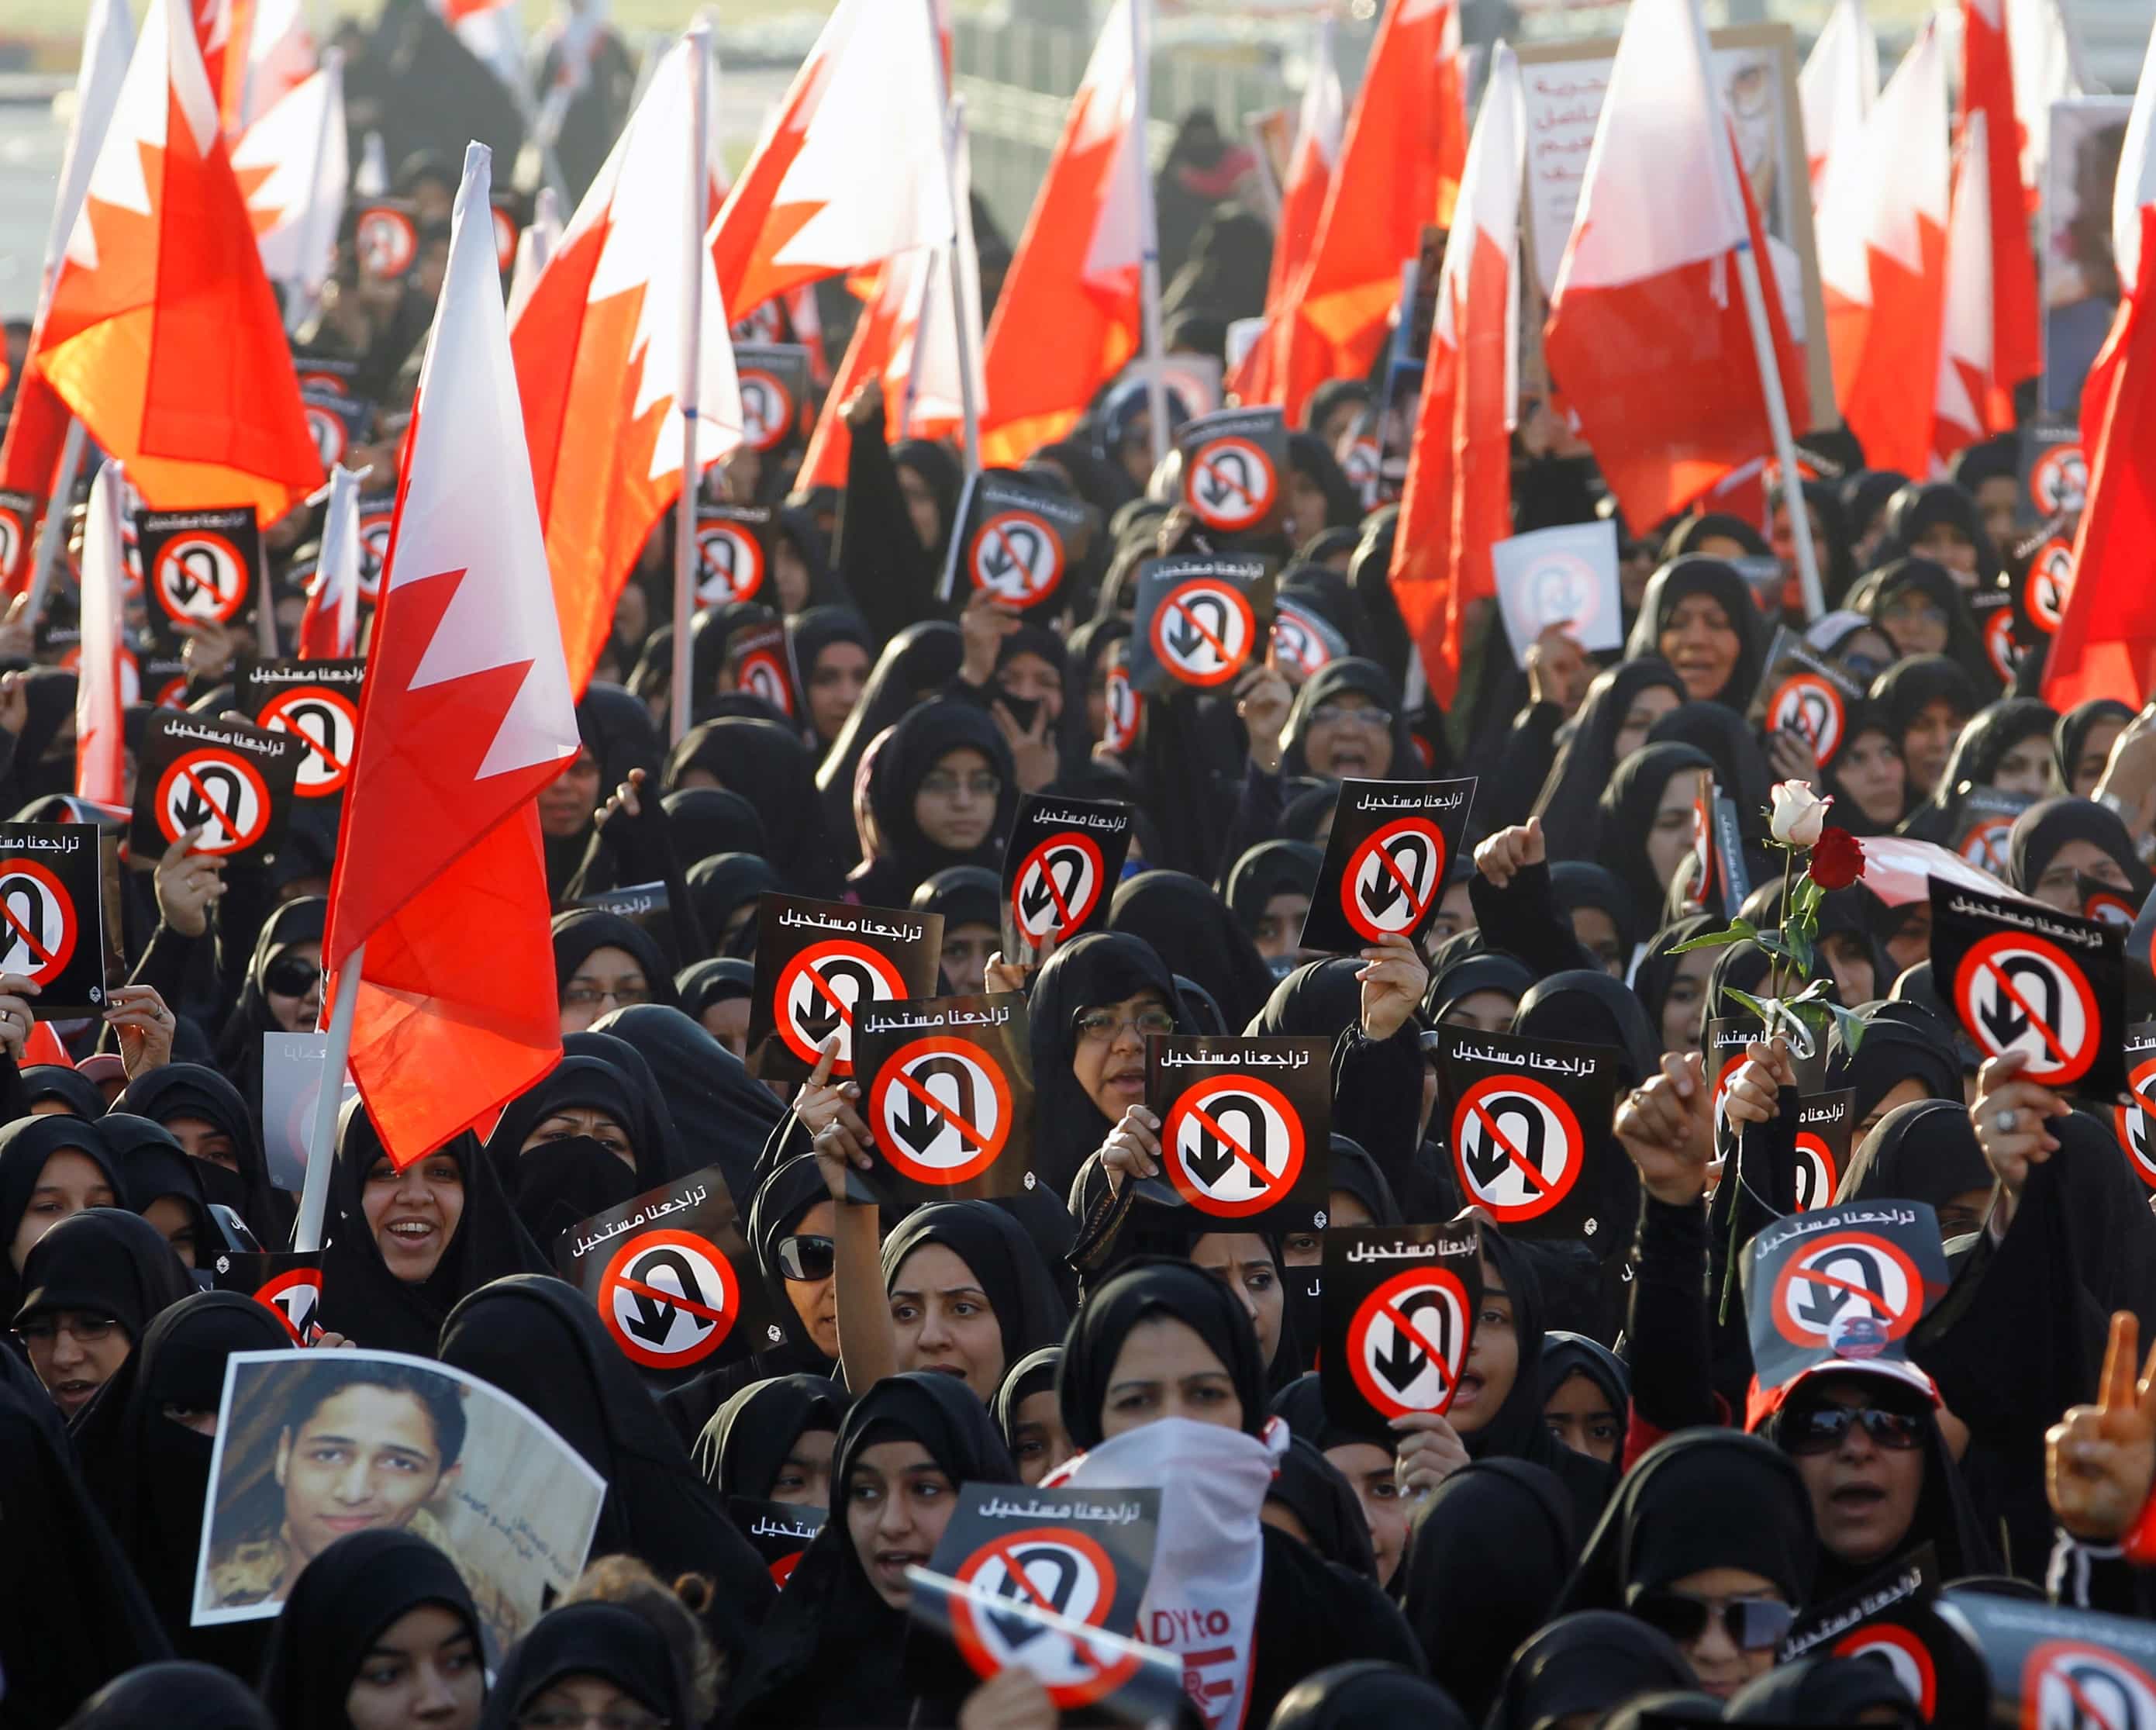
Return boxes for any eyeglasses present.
[1309,703,1392,730]
[263,954,320,998]
[1780,1400,1927,1455]
[562,982,651,1009]
[1630,1592,1795,1652]
[919,771,1002,800]
[16,1314,119,1346]
[1075,1007,1176,1044]
[776,1233,835,1283]
[517,1710,668,1730]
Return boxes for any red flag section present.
[978,0,1144,464]
[1817,21,1949,482]
[1796,0,1876,199]
[1933,111,1996,468]
[2042,213,2156,710]
[1542,0,1806,533]
[1270,0,1465,426]
[299,464,362,660]
[513,32,743,698]
[74,464,129,806]
[1959,0,2041,418]
[31,0,323,523]
[1389,46,1523,710]
[326,143,581,1168]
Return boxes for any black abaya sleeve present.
[1213,760,1289,895]
[563,792,709,969]
[100,921,203,1057]
[1329,1025,1428,1205]
[1466,860,1599,980]
[1624,1192,1720,1448]
[1483,702,1567,831]
[1246,1525,1426,1727]
[837,420,944,652]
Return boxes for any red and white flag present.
[2116,13,2156,319]
[1960,0,2042,417]
[232,50,347,316]
[1818,20,1949,482]
[1273,0,1466,424]
[505,185,562,329]
[1933,111,1996,467]
[299,462,361,660]
[707,0,953,329]
[978,0,1144,464]
[1389,44,1523,710]
[512,31,742,697]
[0,0,133,506]
[1797,0,1876,199]
[2042,204,2156,710]
[228,0,312,131]
[2006,0,2086,195]
[74,461,131,806]
[326,142,580,1167]
[1542,0,1807,531]
[29,0,323,521]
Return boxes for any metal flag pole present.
[291,948,362,1253]
[1129,0,1169,475]
[671,20,712,748]
[23,421,88,628]
[942,95,984,472]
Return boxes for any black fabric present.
[109,1065,285,1247]
[911,864,1001,938]
[1269,1372,1357,1454]
[1487,1611,1699,1730]
[746,1154,839,1363]
[1513,969,1662,1089]
[1623,560,1768,710]
[1547,862,1642,969]
[991,1345,1064,1454]
[1533,658,1688,862]
[694,1372,850,1498]
[2055,698,2135,789]
[1823,999,1964,1126]
[19,1064,109,1120]
[677,956,757,1021]
[12,1207,192,1343]
[1594,742,1716,920]
[814,623,966,874]
[1422,941,1537,1023]
[64,1661,274,1730]
[1028,931,1188,1200]
[485,1053,679,1194]
[0,1112,126,1320]
[1820,702,1909,837]
[1108,869,1280,1033]
[1647,702,1774,849]
[1630,916,1717,1054]
[1327,1137,1401,1227]
[726,1372,1017,1729]
[2005,794,2143,894]
[497,1136,639,1259]
[1399,1459,1576,1722]
[687,852,781,953]
[1058,1257,1271,1449]
[435,1276,774,1660]
[257,1529,481,1730]
[1868,654,1982,784]
[1851,557,1996,689]
[587,1003,783,1204]
[846,699,1019,908]
[1281,659,1420,781]
[1224,839,1324,931]
[661,786,769,868]
[549,909,679,1015]
[73,1292,291,1667]
[666,715,841,896]
[482,1601,687,1730]
[313,1102,550,1359]
[1267,1661,1470,1730]
[878,1200,1070,1380]
[1723,1655,1923,1725]
[212,896,324,1107]
[1834,1099,1992,1211]
[1268,1435,1378,1576]
[105,1114,216,1265]
[1541,1331,1631,1416]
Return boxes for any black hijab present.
[1533,658,1689,862]
[1028,932,1188,1200]
[1399,1459,1576,1721]
[313,1103,550,1359]
[2055,697,2135,791]
[481,1601,687,1730]
[588,1003,782,1202]
[1267,1661,1470,1730]
[65,1662,275,1730]
[745,1154,837,1363]
[12,1207,193,1347]
[1926,697,2059,821]
[550,909,678,1016]
[1630,915,1718,1053]
[212,896,325,1102]
[73,1292,292,1664]
[1594,742,1716,920]
[1107,868,1278,1032]
[1487,1611,1699,1730]
[1623,559,1767,710]
[694,1372,850,1498]
[1646,701,1773,847]
[19,1064,109,1120]
[1823,999,1964,1128]
[1868,654,1982,784]
[846,699,1019,908]
[2006,794,2143,895]
[435,1276,774,1659]
[911,864,1001,944]
[1225,839,1324,935]
[1282,659,1420,781]
[1513,969,1662,1089]
[788,608,873,744]
[485,1052,678,1196]
[109,1065,284,1246]
[103,1114,216,1264]
[661,786,769,868]
[992,1344,1064,1455]
[1548,862,1642,969]
[1818,701,1909,837]
[0,1376,173,1725]
[1724,1655,1923,1725]
[1879,481,2003,582]
[1541,1331,1631,1421]
[1421,941,1537,1024]
[877,1201,1070,1380]
[665,715,840,896]
[677,956,757,1023]
[1058,1257,1270,1449]
[726,1373,1017,1729]
[687,851,780,955]
[814,623,966,864]
[0,1114,128,1322]
[1851,557,1996,689]
[257,1530,481,1730]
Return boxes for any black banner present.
[1741,1200,1950,1402]
[1126,554,1275,696]
[1177,406,1288,544]
[1780,1546,1988,1724]
[747,894,943,1083]
[128,712,302,868]
[1433,1025,1620,1241]
[940,473,1098,614]
[237,658,365,805]
[728,1497,824,1588]
[1950,788,2037,881]
[1942,1585,2156,1728]
[999,793,1131,957]
[1794,1089,1854,1212]
[1145,1035,1330,1231]
[692,505,774,608]
[854,993,1034,1204]
[136,506,260,656]
[732,344,812,460]
[1299,778,1477,955]
[726,619,797,720]
[0,824,109,1016]
[1321,1221,1482,1441]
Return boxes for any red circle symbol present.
[968,513,1065,607]
[1271,606,1334,680]
[1983,606,2021,682]
[1450,1073,1582,1224]
[2025,539,2072,635]
[1102,664,1141,751]
[1832,1625,1934,1719]
[1162,1072,1306,1217]
[695,520,765,604]
[304,402,348,469]
[739,369,797,452]
[357,509,395,603]
[490,205,517,274]
[948,1527,1138,1708]
[869,1037,1014,1186]
[0,506,23,585]
[598,1228,741,1370]
[1951,930,2100,1086]
[2020,1638,2156,1730]
[1148,578,1255,688]
[154,749,272,855]
[1957,815,2014,876]
[152,531,249,627]
[1347,1265,1471,1421]
[252,1266,323,1344]
[735,649,792,717]
[1340,817,1447,943]
[2113,1057,2156,1191]
[355,206,417,278]
[260,687,360,798]
[1793,1130,1839,1212]
[1769,1228,1923,1352]
[1183,437,1277,533]
[2029,445,2086,518]
[1009,832,1106,948]
[0,857,79,988]
[773,940,909,1075]
[1768,673,1846,765]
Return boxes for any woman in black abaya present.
[110,1064,287,1248]
[67,1663,274,1730]
[1107,869,1279,1034]
[550,909,678,1035]
[664,713,840,897]
[1593,743,1718,923]
[482,1052,681,1250]
[845,701,1018,909]
[12,1208,193,1424]
[1531,658,1687,862]
[480,1601,688,1730]
[1487,1611,1699,1730]
[1623,561,1767,710]
[590,1003,781,1201]
[0,1112,126,1325]
[875,1200,1069,1404]
[1869,654,1983,806]
[694,1373,850,1502]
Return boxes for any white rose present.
[1767,780,1832,848]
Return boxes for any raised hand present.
[2049,1310,2156,1543]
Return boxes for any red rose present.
[1806,826,1864,891]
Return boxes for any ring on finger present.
[1994,1107,2018,1134]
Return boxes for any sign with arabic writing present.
[728,1497,825,1587]
[999,792,1131,956]
[0,822,109,1016]
[1740,1200,1949,1403]
[557,1164,777,1383]
[1930,878,2124,1099]
[1177,407,1286,542]
[1780,1547,1987,1724]
[1940,1585,2156,1729]
[940,472,1096,613]
[1299,777,1478,955]
[918,1484,1162,1712]
[239,658,365,802]
[1145,1034,1330,1232]
[1126,554,1275,696]
[1433,1025,1618,1243]
[855,993,1035,1204]
[136,504,260,655]
[747,893,944,1084]
[1794,1089,1853,1211]
[2113,1024,2156,1190]
[128,710,302,865]
[1322,1222,1483,1440]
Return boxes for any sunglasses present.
[1781,1401,1927,1455]
[264,955,320,998]
[1631,1592,1795,1652]
[776,1234,835,1283]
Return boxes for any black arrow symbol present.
[0,878,57,970]
[888,1055,987,1159]
[1198,450,1254,511]
[1461,1095,1551,1194]
[1180,1093,1273,1191]
[1019,846,1083,929]
[2052,1658,2138,1730]
[1165,592,1233,662]
[617,1248,722,1345]
[987,1544,1081,1648]
[1792,1245,1896,1331]
[1372,1290,1451,1396]
[173,762,248,843]
[794,957,881,1044]
[1359,834,1433,921]
[1976,955,2071,1062]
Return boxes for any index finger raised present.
[2101,1310,2140,1412]
[808,1035,839,1091]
